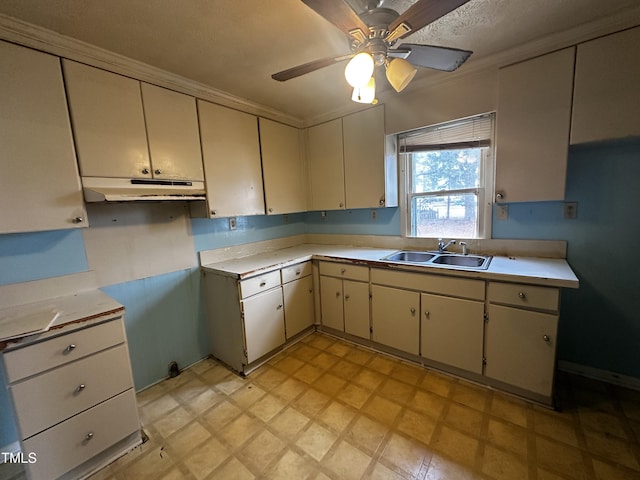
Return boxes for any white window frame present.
[398,114,495,240]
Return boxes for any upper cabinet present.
[259,118,307,215]
[307,118,345,211]
[571,26,640,144]
[306,105,396,211]
[495,47,575,203]
[140,83,203,180]
[0,41,87,234]
[63,60,203,181]
[197,100,265,217]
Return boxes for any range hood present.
[82,177,206,202]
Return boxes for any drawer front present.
[11,344,134,439]
[3,319,126,382]
[240,270,281,299]
[23,389,139,480]
[370,268,485,301]
[488,282,559,311]
[318,261,369,282]
[281,261,312,284]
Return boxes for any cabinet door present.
[242,288,285,364]
[320,276,344,331]
[259,118,306,214]
[0,42,87,234]
[344,280,370,340]
[197,100,265,217]
[307,119,346,211]
[283,275,315,339]
[421,293,484,374]
[140,83,204,181]
[63,60,151,179]
[343,106,386,208]
[371,285,420,355]
[495,47,575,202]
[485,304,558,397]
[571,26,640,144]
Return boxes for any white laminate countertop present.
[201,244,579,289]
[0,290,124,351]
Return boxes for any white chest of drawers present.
[1,292,141,480]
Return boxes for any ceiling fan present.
[272,0,473,103]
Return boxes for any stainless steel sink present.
[381,250,492,270]
[382,251,436,263]
[432,254,491,269]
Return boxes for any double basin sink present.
[381,250,492,270]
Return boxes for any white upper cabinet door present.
[62,60,151,179]
[343,106,386,208]
[0,41,87,234]
[571,27,640,144]
[307,118,346,211]
[259,118,307,215]
[197,100,265,217]
[140,83,203,181]
[495,47,575,203]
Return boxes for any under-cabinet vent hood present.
[82,177,206,202]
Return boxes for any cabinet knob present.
[340,268,346,274]
[344,294,350,300]
[335,291,340,297]
[339,202,344,208]
[424,311,430,318]
[268,207,273,213]
[141,168,150,175]
[308,288,313,293]
[85,432,94,441]
[410,307,416,315]
[211,210,217,216]
[75,384,86,394]
[154,169,162,175]
[379,197,385,206]
[72,216,84,224]
[64,344,76,354]
[295,270,301,275]
[259,281,266,287]
[518,292,526,299]
[543,334,551,342]
[496,192,504,201]
[277,304,283,310]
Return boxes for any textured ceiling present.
[1,0,639,122]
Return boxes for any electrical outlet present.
[564,202,578,219]
[497,204,509,220]
[228,217,237,230]
[371,210,377,221]
[321,211,327,220]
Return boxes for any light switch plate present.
[564,202,578,219]
[497,204,509,220]
[228,217,237,230]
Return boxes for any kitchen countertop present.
[0,290,124,351]
[201,244,579,289]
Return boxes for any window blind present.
[399,114,494,152]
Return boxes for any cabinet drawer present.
[281,261,312,284]
[22,389,139,480]
[240,270,281,299]
[318,261,369,281]
[488,282,559,311]
[11,344,134,439]
[370,268,485,301]
[3,319,126,382]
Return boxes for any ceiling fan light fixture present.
[386,58,417,92]
[351,76,376,104]
[344,52,375,87]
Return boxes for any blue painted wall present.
[2,139,639,447]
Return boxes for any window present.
[399,114,495,239]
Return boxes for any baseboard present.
[0,441,20,464]
[558,360,640,391]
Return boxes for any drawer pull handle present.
[340,268,346,274]
[64,344,77,354]
[518,292,526,299]
[75,384,86,394]
[85,432,94,441]
[295,270,301,275]
[543,335,551,342]
[260,281,266,287]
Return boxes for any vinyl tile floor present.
[2,332,640,480]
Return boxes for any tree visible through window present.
[400,114,494,239]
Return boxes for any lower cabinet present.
[203,261,315,373]
[371,285,420,355]
[1,317,141,480]
[420,293,484,374]
[485,281,560,398]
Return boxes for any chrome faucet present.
[437,238,456,253]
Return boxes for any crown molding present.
[0,13,305,128]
